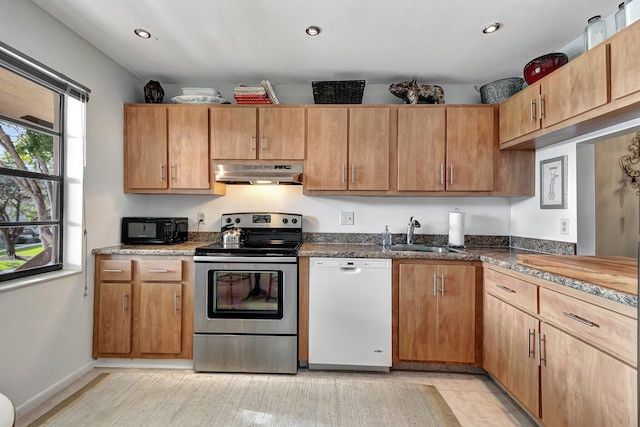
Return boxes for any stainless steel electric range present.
[193,212,302,374]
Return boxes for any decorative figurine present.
[144,80,164,103]
[389,78,445,104]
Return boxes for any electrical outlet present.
[340,211,354,225]
[560,218,569,235]
[197,211,206,225]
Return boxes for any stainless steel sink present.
[389,244,465,253]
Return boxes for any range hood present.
[214,163,303,184]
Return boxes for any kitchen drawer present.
[139,259,183,282]
[99,260,132,281]
[484,267,538,314]
[539,288,637,367]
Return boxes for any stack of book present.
[232,81,282,104]
[233,86,270,104]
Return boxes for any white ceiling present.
[33,0,621,87]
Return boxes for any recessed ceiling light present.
[482,23,502,34]
[305,26,321,36]
[134,28,151,39]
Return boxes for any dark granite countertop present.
[92,242,637,308]
[299,243,637,308]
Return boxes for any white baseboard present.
[94,358,194,370]
[15,360,95,418]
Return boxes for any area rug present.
[29,371,461,426]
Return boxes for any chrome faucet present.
[406,216,421,245]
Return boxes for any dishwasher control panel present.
[310,258,391,269]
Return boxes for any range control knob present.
[282,218,289,224]
[234,218,241,224]
[291,218,298,224]
[225,218,232,224]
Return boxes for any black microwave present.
[121,217,188,245]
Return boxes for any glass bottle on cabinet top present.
[616,2,626,32]
[625,0,640,26]
[583,15,607,51]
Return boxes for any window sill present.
[0,268,82,294]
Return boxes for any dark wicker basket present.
[312,80,366,104]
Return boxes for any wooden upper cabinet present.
[397,108,446,191]
[258,107,306,160]
[542,42,609,127]
[210,107,258,160]
[124,105,168,190]
[446,107,495,191]
[610,19,640,100]
[167,106,210,189]
[348,107,390,191]
[306,107,349,190]
[499,83,542,144]
[210,106,304,160]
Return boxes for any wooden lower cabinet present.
[539,323,637,427]
[396,261,480,364]
[483,264,637,426]
[93,254,194,359]
[96,282,132,354]
[139,282,183,354]
[483,292,540,417]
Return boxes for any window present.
[0,43,89,282]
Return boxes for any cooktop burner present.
[195,212,303,257]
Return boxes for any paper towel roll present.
[448,210,465,247]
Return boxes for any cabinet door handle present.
[440,273,445,296]
[562,312,597,328]
[122,292,128,314]
[170,164,176,182]
[341,164,346,184]
[496,284,516,293]
[174,292,180,314]
[433,273,437,296]
[537,332,546,366]
[160,164,165,182]
[530,98,537,122]
[147,269,169,273]
[440,164,444,185]
[102,269,123,273]
[351,164,355,184]
[249,133,255,151]
[260,134,266,152]
[449,164,454,185]
[527,328,535,359]
[538,94,545,119]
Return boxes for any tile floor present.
[17,368,538,427]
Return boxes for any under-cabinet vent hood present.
[214,163,303,185]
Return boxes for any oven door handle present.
[194,256,298,263]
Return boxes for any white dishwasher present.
[308,257,392,371]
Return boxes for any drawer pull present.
[433,273,437,296]
[527,328,535,359]
[563,312,598,328]
[537,333,546,366]
[147,269,169,273]
[122,292,128,314]
[102,269,123,273]
[496,285,515,293]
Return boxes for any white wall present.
[125,187,511,237]
[512,117,640,246]
[0,0,139,415]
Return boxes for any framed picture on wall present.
[540,155,567,209]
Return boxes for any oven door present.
[194,256,298,335]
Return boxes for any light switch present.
[340,211,354,225]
